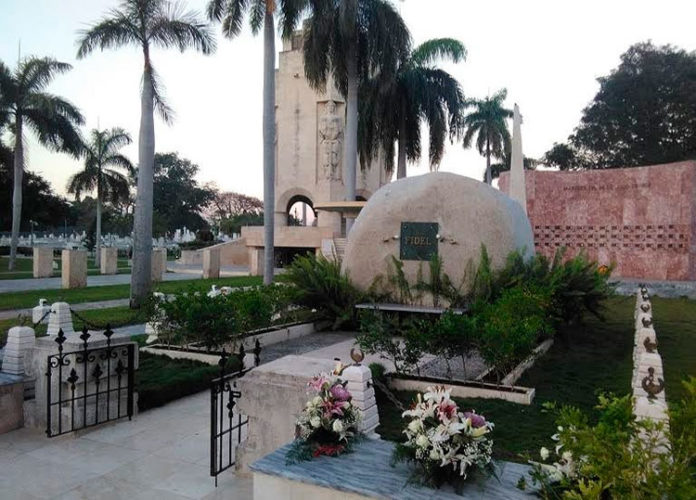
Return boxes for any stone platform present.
[251,439,535,499]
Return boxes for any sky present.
[1,0,696,201]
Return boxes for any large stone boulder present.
[342,172,534,300]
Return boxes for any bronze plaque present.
[400,222,438,261]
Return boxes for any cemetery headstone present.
[100,247,118,275]
[32,247,53,278]
[61,249,87,289]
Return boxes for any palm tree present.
[0,58,84,271]
[462,89,513,185]
[303,0,410,231]
[360,38,466,179]
[67,128,134,267]
[207,0,305,285]
[77,0,215,307]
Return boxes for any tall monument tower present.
[273,33,389,237]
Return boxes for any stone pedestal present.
[61,249,87,289]
[236,355,336,474]
[249,247,264,277]
[151,248,166,282]
[32,299,51,324]
[341,365,379,437]
[0,373,24,435]
[33,247,54,278]
[46,302,74,336]
[203,247,220,279]
[100,247,118,275]
[2,326,36,375]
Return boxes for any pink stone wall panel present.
[499,161,696,280]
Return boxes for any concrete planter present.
[142,319,331,365]
[387,374,536,405]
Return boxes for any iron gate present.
[210,341,260,485]
[46,326,134,438]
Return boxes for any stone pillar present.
[341,364,380,438]
[61,249,87,289]
[100,247,118,275]
[33,247,54,278]
[1,326,36,375]
[236,355,336,475]
[46,302,75,336]
[151,248,166,282]
[32,299,51,324]
[203,247,221,279]
[249,247,264,277]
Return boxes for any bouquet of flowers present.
[393,386,494,491]
[286,373,361,463]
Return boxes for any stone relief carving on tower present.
[318,99,343,181]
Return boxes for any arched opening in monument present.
[286,195,317,227]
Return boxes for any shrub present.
[284,254,363,330]
[475,285,554,383]
[530,377,696,499]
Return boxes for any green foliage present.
[552,41,696,169]
[532,379,696,499]
[476,285,554,383]
[369,362,387,381]
[284,253,363,330]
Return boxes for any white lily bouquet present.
[393,386,494,491]
[286,372,362,464]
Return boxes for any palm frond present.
[410,38,466,67]
[149,2,216,53]
[145,66,174,123]
[76,10,141,58]
[22,92,84,156]
[18,58,73,94]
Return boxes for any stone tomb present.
[33,247,54,278]
[151,248,167,282]
[342,172,534,301]
[203,247,220,279]
[100,247,118,275]
[61,249,87,288]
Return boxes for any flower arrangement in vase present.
[393,386,494,491]
[286,372,362,463]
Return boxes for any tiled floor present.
[0,391,252,499]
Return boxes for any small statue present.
[641,367,665,400]
[640,303,651,313]
[318,100,343,181]
[642,317,652,328]
[643,336,658,353]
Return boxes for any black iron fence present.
[46,326,134,438]
[210,342,261,485]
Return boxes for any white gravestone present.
[46,302,74,336]
[2,326,36,375]
[32,299,51,324]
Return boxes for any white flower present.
[540,447,550,460]
[416,434,429,448]
[429,448,441,460]
[332,420,344,434]
[407,419,423,434]
[310,416,321,428]
[312,396,323,406]
[561,451,573,462]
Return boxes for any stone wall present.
[499,161,696,280]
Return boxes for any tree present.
[542,142,587,171]
[551,42,696,169]
[207,0,304,285]
[77,0,215,307]
[361,38,466,179]
[142,152,216,236]
[67,128,134,267]
[462,89,512,185]
[0,57,84,270]
[303,0,410,226]
[210,191,263,219]
[487,154,538,182]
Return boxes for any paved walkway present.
[0,391,252,499]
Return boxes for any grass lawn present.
[0,256,131,280]
[375,295,696,463]
[136,350,240,412]
[0,275,263,311]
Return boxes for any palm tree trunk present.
[8,116,24,271]
[396,111,407,179]
[344,45,359,234]
[485,134,492,185]
[130,54,155,307]
[95,180,102,268]
[262,8,276,285]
